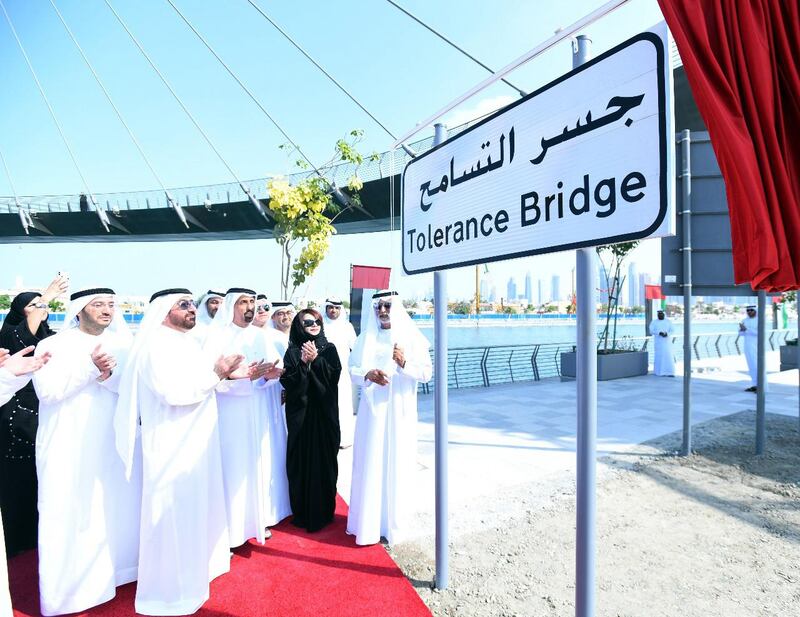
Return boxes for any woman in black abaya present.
[0,288,59,557]
[280,308,341,532]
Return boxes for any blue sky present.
[0,0,667,300]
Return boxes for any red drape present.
[658,0,800,291]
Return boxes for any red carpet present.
[8,496,431,616]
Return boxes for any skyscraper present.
[551,275,561,303]
[628,262,639,307]
[507,277,517,302]
[597,262,609,306]
[638,272,652,305]
[537,279,544,305]
[480,278,489,302]
[524,271,533,304]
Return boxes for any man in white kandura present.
[203,288,281,545]
[648,309,675,377]
[115,288,247,616]
[33,288,140,616]
[254,299,293,526]
[347,290,432,546]
[322,297,358,448]
[190,289,224,345]
[251,294,270,329]
[1,346,50,617]
[267,300,293,358]
[739,304,760,392]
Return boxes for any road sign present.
[402,28,674,275]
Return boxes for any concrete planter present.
[560,350,649,381]
[779,344,798,372]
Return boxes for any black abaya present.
[280,340,341,533]
[0,314,53,557]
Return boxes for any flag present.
[644,284,664,300]
[645,284,666,310]
[351,265,391,290]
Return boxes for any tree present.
[267,130,377,300]
[597,241,638,352]
[450,301,472,315]
[48,299,65,312]
[0,294,10,310]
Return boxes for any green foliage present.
[449,301,472,315]
[48,299,65,312]
[268,131,370,299]
[597,241,638,352]
[0,294,10,310]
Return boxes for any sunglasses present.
[375,301,392,311]
[175,300,197,311]
[302,318,322,327]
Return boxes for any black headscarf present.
[0,291,55,339]
[288,310,329,350]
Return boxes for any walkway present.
[337,350,799,540]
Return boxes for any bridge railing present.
[418,329,794,393]
[2,115,489,215]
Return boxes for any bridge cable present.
[244,0,416,158]
[104,0,267,219]
[384,0,526,97]
[48,0,175,209]
[163,0,322,180]
[0,0,112,230]
[0,147,20,208]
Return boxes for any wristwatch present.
[34,302,49,309]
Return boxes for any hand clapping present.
[301,341,317,364]
[91,344,116,381]
[0,345,51,376]
[365,369,389,386]
[214,353,245,380]
[392,343,405,368]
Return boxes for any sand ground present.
[392,411,800,616]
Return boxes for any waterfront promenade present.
[337,349,798,539]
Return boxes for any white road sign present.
[402,27,674,274]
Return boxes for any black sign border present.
[401,31,669,275]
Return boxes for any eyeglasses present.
[376,301,392,311]
[302,318,322,327]
[174,300,197,311]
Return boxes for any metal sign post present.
[573,34,597,617]
[756,289,767,454]
[432,123,449,590]
[680,129,692,455]
[398,23,674,612]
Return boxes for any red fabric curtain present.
[658,0,800,291]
